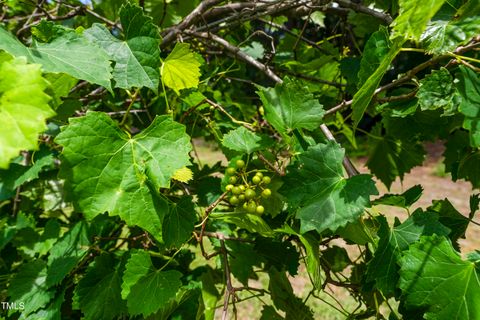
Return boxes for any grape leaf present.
[268,267,314,320]
[122,250,182,317]
[161,43,201,94]
[13,152,54,188]
[366,134,425,189]
[28,289,64,320]
[357,26,391,88]
[55,112,191,239]
[351,40,403,127]
[399,235,480,319]
[162,196,196,248]
[210,212,274,237]
[366,211,449,295]
[444,130,480,189]
[0,57,54,169]
[417,67,457,114]
[427,199,469,246]
[73,254,127,320]
[456,65,480,147]
[254,237,300,276]
[46,221,90,286]
[392,0,447,41]
[222,126,273,154]
[0,27,112,89]
[421,16,480,55]
[256,77,325,135]
[278,225,323,288]
[281,141,378,233]
[84,3,161,90]
[373,185,423,208]
[8,260,55,315]
[121,250,151,300]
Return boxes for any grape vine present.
[0,1,479,320]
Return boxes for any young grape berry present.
[226,167,236,175]
[236,159,245,169]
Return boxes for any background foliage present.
[0,0,479,319]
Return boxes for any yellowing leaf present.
[0,57,54,169]
[172,166,193,183]
[161,43,201,94]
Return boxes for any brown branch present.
[190,31,282,83]
[190,30,360,176]
[335,0,393,24]
[161,0,225,48]
[257,153,285,176]
[197,192,228,259]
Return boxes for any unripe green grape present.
[226,167,236,175]
[245,189,256,200]
[229,196,239,205]
[247,201,257,213]
[236,159,245,169]
[255,171,263,179]
[252,175,261,184]
[238,194,246,202]
[226,184,234,191]
[256,205,265,214]
[229,176,238,184]
[232,186,242,195]
[261,188,272,198]
[262,176,271,184]
[239,185,246,192]
[243,202,248,209]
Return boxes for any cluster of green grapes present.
[224,159,272,215]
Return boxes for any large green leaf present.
[84,3,161,90]
[421,16,480,55]
[161,42,201,94]
[456,66,480,147]
[8,260,55,316]
[280,141,378,233]
[73,254,127,320]
[399,235,480,319]
[351,40,403,127]
[392,0,447,41]
[46,221,90,286]
[55,112,192,239]
[0,57,54,169]
[366,212,449,295]
[122,250,183,317]
[222,126,272,154]
[256,77,325,135]
[357,26,391,88]
[416,68,457,114]
[0,27,112,89]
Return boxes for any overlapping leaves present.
[84,3,161,90]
